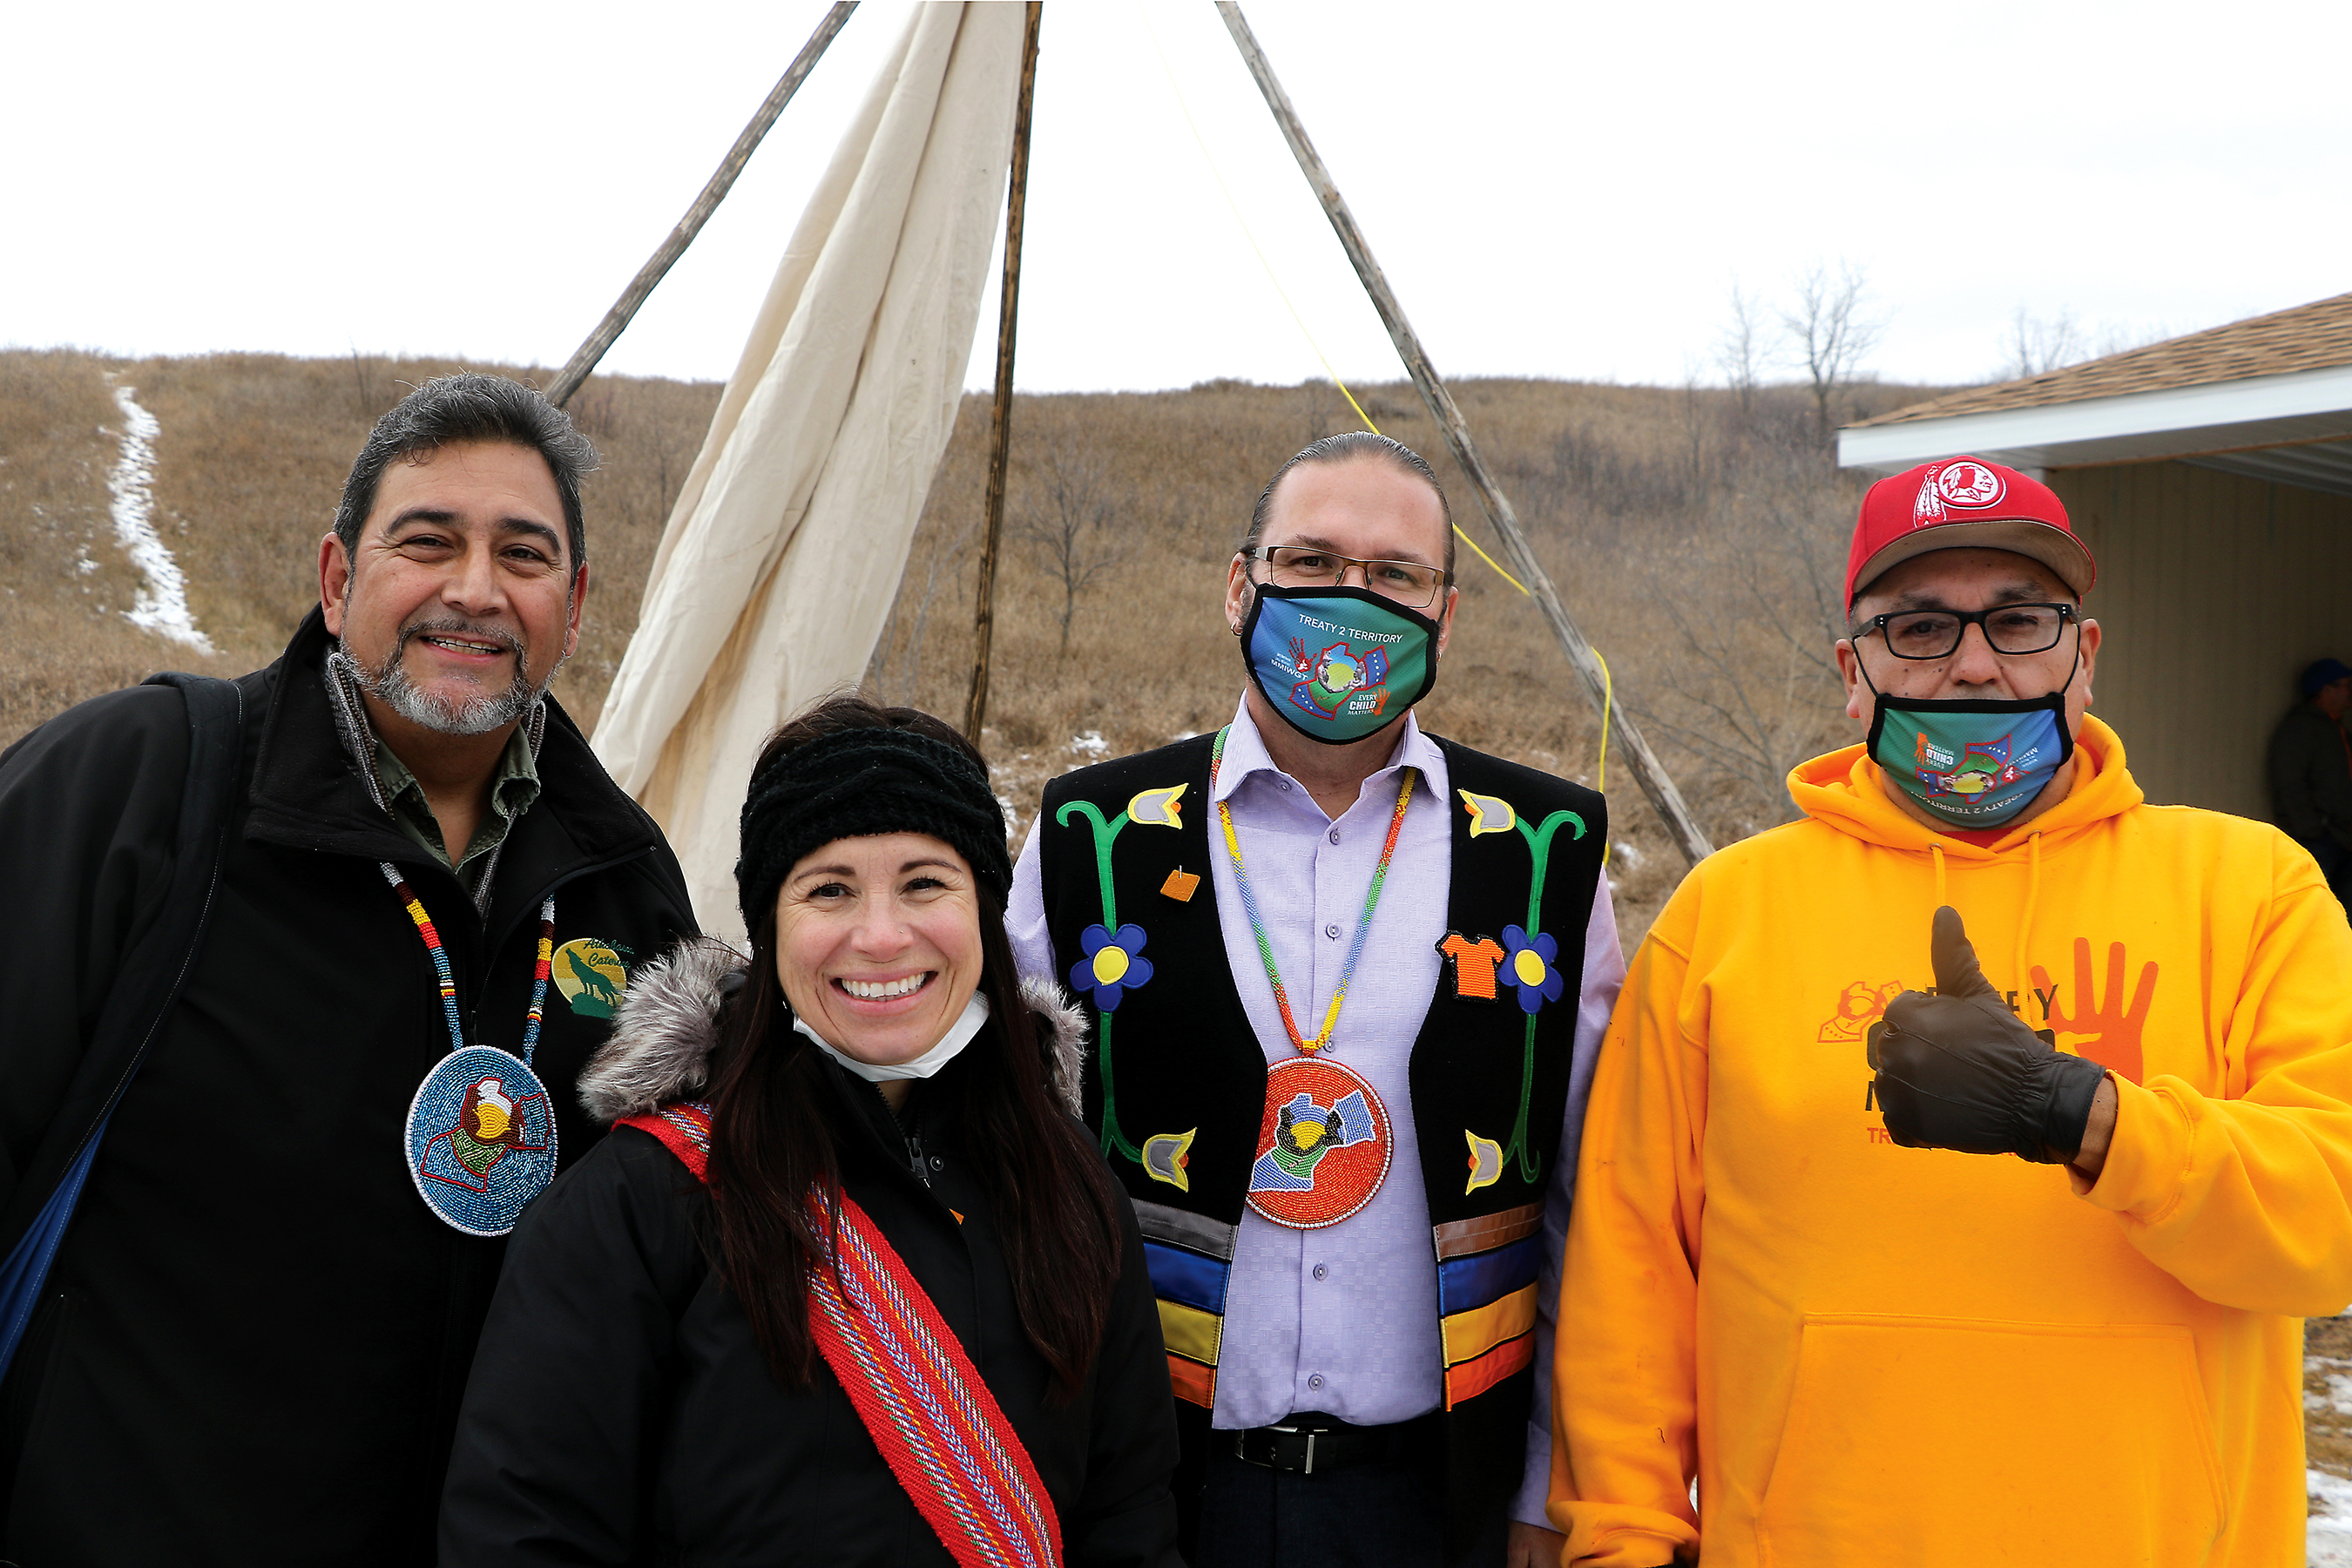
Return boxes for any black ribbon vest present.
[1037,731,1605,1545]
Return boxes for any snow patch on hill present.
[105,382,213,652]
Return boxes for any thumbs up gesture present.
[1867,907,2110,1164]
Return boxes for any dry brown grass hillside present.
[18,351,2352,1513]
[0,349,1945,943]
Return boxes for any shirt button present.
[1313,1263,1328,1281]
[1308,1373,1325,1390]
[1278,780,1293,792]
[1328,828,1341,845]
[1325,923,1342,940]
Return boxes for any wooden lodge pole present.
[1213,3,1713,866]
[546,3,859,409]
[962,2,1044,742]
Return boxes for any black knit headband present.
[735,727,1012,928]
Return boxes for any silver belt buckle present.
[1271,1421,1316,1475]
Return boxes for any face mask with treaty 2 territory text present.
[1862,652,2078,828]
[1240,583,1438,745]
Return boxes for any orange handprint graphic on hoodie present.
[2029,938,2157,1085]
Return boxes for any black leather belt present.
[1230,1412,1430,1475]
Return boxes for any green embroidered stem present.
[1096,1013,1142,1160]
[1512,808,1587,934]
[1496,808,1584,1183]
[1057,798,1141,1165]
[1054,800,1130,928]
[1500,1012,1541,1182]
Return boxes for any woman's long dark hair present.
[701,696,1125,1399]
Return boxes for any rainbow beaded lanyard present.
[1210,726,1415,1055]
[384,860,564,1236]
[379,861,556,1062]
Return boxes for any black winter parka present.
[0,611,697,1566]
[437,942,1183,1568]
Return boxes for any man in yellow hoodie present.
[1551,455,2352,1567]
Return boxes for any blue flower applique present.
[1499,924,1565,1016]
[1071,923,1154,1011]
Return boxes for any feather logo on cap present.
[1912,471,1946,528]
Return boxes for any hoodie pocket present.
[1756,1315,2223,1568]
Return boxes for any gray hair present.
[1240,430,1455,581]
[335,374,597,570]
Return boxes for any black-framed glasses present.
[1242,544,1450,609]
[1858,602,2078,661]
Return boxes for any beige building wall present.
[2052,462,2352,821]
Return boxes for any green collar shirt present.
[374,725,543,896]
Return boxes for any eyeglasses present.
[1242,545,1450,609]
[1857,602,2078,661]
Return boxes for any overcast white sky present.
[7,0,2349,396]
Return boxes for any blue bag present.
[0,673,243,1379]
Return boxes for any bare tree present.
[1630,450,1857,830]
[2002,307,2086,380]
[1780,260,1883,442]
[1717,284,1765,417]
[1012,443,1128,656]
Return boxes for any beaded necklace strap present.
[380,861,556,1064]
[1210,726,1414,1056]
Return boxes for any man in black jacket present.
[0,375,697,1565]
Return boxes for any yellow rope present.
[1593,647,1612,794]
[1134,5,1528,598]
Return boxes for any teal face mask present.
[1867,696,2073,828]
[1240,584,1438,745]
[1859,627,2080,828]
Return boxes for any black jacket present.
[2269,701,2352,852]
[0,610,697,1566]
[438,943,1182,1568]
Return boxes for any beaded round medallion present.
[404,1045,559,1236]
[1244,1055,1392,1230]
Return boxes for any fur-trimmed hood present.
[577,937,1089,1123]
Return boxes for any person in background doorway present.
[2269,655,2352,905]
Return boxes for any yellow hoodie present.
[1551,717,2352,1567]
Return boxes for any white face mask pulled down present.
[794,991,991,1084]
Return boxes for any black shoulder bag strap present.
[0,673,245,1377]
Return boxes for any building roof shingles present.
[1851,290,2352,429]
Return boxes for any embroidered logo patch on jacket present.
[551,938,631,1017]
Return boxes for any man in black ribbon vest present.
[0,375,695,1565]
[1007,431,1620,1567]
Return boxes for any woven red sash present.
[616,1103,1062,1568]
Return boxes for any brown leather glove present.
[1867,907,2108,1164]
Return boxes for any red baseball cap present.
[1844,456,2096,607]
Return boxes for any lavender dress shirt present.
[1009,699,1624,1527]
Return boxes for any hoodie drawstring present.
[2014,831,2044,1010]
[1931,834,2044,1005]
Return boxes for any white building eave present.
[1837,361,2352,476]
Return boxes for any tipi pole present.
[546,2,859,409]
[1213,3,1713,867]
[962,1,1043,741]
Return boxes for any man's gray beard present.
[342,621,545,737]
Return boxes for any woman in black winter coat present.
[439,698,1181,1567]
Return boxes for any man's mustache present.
[398,618,526,660]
